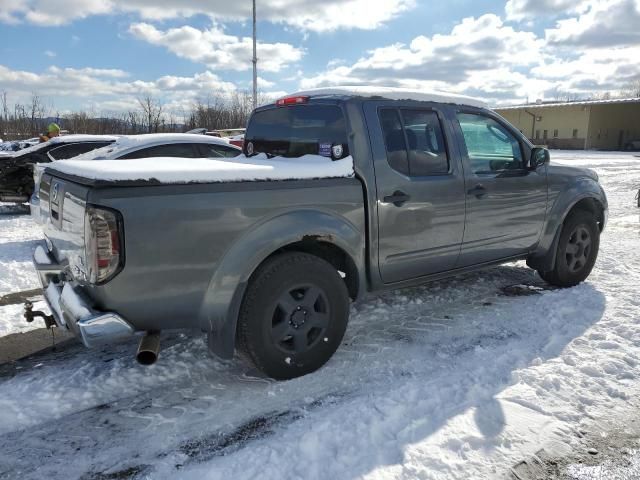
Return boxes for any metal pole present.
[252,0,257,110]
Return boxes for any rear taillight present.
[84,206,123,284]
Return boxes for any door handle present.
[383,191,411,207]
[467,184,487,198]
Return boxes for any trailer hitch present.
[24,300,56,329]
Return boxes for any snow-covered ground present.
[0,150,639,479]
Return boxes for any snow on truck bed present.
[46,153,355,183]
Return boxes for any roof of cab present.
[279,86,487,109]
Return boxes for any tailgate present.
[40,171,91,282]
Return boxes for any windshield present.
[244,104,349,159]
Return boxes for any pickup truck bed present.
[38,168,365,334]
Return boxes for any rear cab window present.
[244,104,349,160]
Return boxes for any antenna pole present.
[252,0,257,110]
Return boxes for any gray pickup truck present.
[30,87,608,380]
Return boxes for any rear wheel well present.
[259,239,360,300]
[567,197,605,232]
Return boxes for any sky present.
[0,0,639,116]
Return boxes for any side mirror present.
[530,147,550,169]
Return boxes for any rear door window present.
[400,110,449,175]
[48,142,113,160]
[245,105,349,159]
[119,143,199,159]
[379,108,449,176]
[379,108,409,175]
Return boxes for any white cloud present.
[0,0,414,32]
[129,23,303,72]
[44,50,56,57]
[532,46,640,96]
[0,64,239,114]
[545,0,640,48]
[257,77,275,88]
[505,0,587,21]
[301,15,543,99]
[299,11,640,104]
[0,0,112,26]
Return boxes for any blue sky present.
[0,0,639,115]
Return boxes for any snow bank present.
[46,153,355,184]
[0,303,45,336]
[289,86,487,108]
[0,214,42,297]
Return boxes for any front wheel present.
[538,210,600,288]
[236,252,350,380]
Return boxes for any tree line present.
[0,91,261,141]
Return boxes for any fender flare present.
[527,179,607,272]
[199,209,366,359]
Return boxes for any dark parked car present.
[30,87,607,380]
[0,135,117,203]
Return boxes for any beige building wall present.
[496,105,591,148]
[586,104,640,149]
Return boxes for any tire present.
[538,210,600,288]
[236,252,350,380]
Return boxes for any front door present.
[364,102,466,284]
[453,111,548,266]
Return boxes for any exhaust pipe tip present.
[136,331,160,366]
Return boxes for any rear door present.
[364,101,466,283]
[453,110,547,265]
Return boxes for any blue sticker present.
[319,142,332,157]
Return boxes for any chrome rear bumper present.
[33,245,135,347]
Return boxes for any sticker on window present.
[319,142,332,157]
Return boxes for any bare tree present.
[0,89,270,140]
[29,94,48,135]
[137,95,163,133]
[621,79,640,98]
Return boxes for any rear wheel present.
[538,210,600,287]
[237,252,350,380]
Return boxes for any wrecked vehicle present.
[0,135,117,203]
[30,87,608,380]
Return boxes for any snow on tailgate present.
[46,153,355,183]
